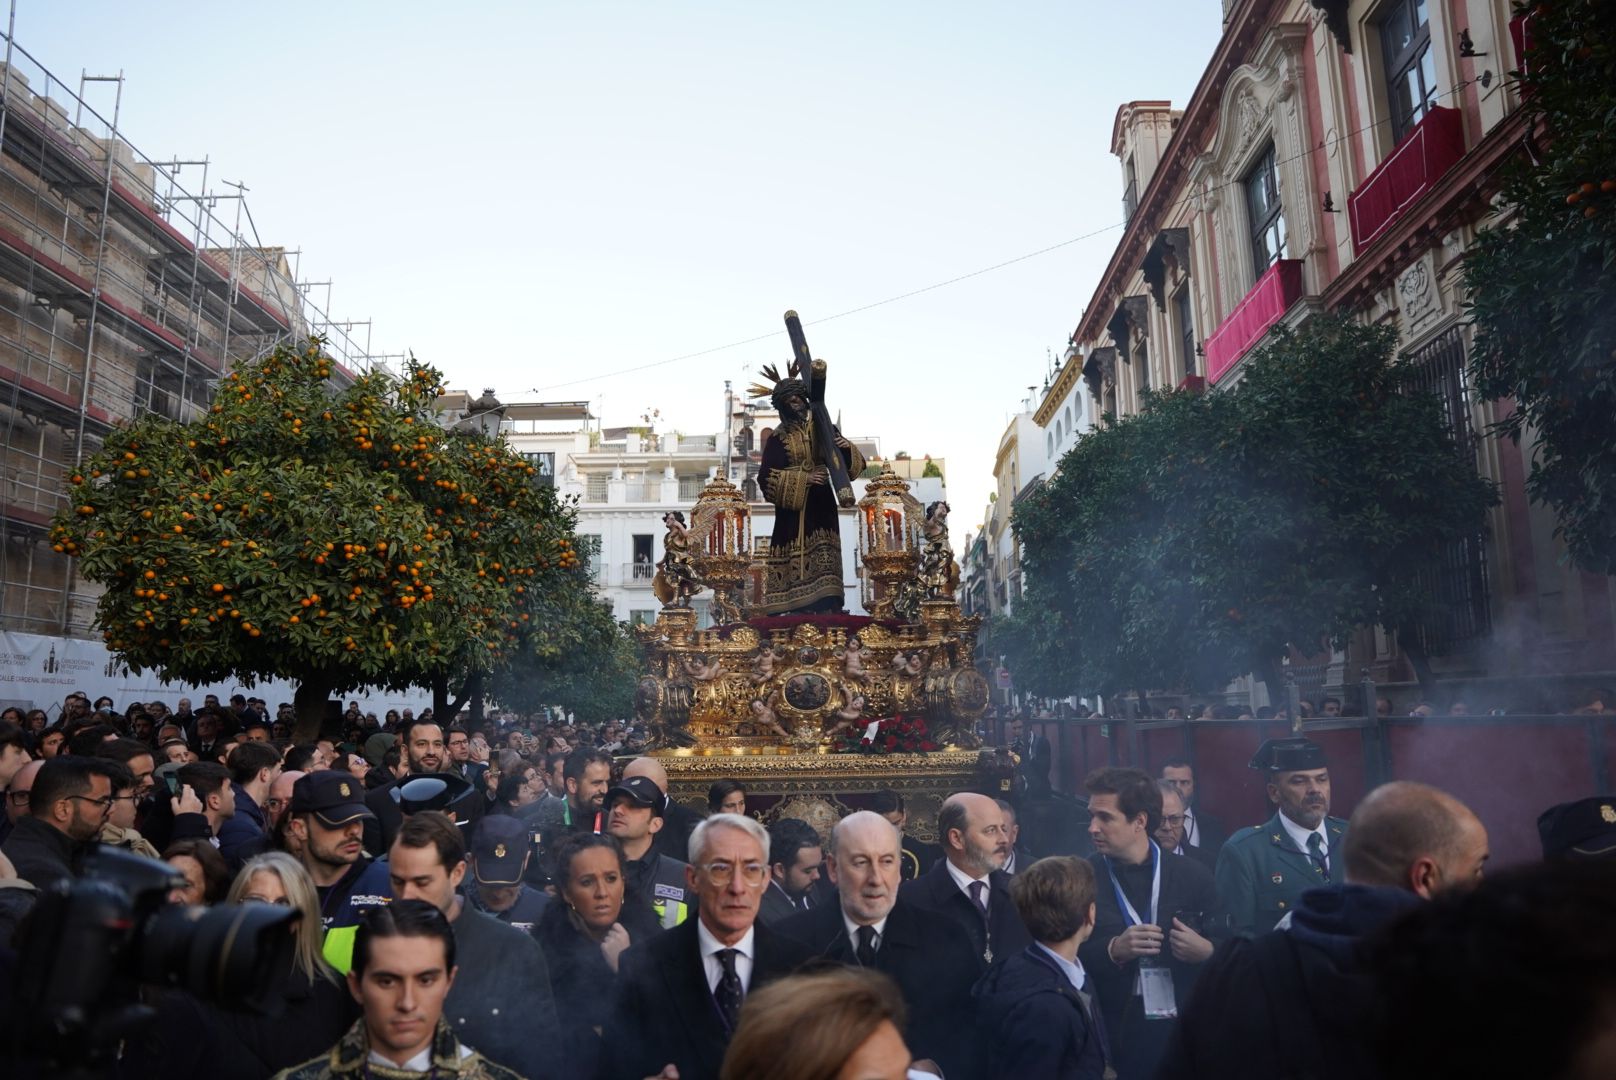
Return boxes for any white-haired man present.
[597,812,813,1080]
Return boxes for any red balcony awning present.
[1347,106,1466,251]
[1204,259,1303,384]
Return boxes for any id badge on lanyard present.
[1105,842,1176,1019]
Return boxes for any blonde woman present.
[204,853,359,1078]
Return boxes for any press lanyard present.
[1104,841,1161,928]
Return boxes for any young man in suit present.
[759,817,822,927]
[899,791,1031,971]
[596,813,813,1080]
[779,811,980,1078]
[1215,738,1350,936]
[1080,766,1220,1080]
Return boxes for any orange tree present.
[49,340,582,741]
[488,581,639,724]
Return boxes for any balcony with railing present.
[622,562,656,588]
[1204,259,1304,383]
[1347,106,1466,251]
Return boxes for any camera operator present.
[2,756,118,891]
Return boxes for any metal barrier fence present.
[1014,710,1613,868]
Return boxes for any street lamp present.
[454,388,506,438]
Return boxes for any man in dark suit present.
[1008,716,1053,797]
[1079,766,1220,1080]
[997,798,1035,874]
[900,791,1031,971]
[597,812,812,1080]
[1160,758,1227,856]
[445,725,487,788]
[759,817,822,927]
[780,811,981,1078]
[1156,782,1217,872]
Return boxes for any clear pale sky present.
[17,1,1221,543]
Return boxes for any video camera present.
[10,847,299,1075]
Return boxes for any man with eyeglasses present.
[598,812,813,1080]
[1156,782,1217,872]
[0,757,42,847]
[2,756,118,890]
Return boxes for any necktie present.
[856,924,878,967]
[1307,832,1331,881]
[968,879,988,917]
[714,948,744,1031]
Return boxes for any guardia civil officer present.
[1215,738,1349,936]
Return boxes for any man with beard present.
[753,362,865,615]
[900,791,1030,971]
[363,719,482,856]
[780,811,980,1078]
[2,756,117,890]
[1081,766,1219,1080]
[1216,738,1349,936]
[286,770,393,973]
[527,747,611,881]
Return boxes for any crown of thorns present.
[746,363,808,412]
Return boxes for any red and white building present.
[1060,0,1612,705]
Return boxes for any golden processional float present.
[632,311,995,842]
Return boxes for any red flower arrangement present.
[832,714,939,755]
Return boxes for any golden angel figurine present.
[653,510,703,608]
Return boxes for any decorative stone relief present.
[1397,251,1442,332]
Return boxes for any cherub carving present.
[839,634,871,683]
[682,654,723,681]
[826,693,867,739]
[749,694,790,739]
[750,644,782,685]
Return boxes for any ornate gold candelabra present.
[856,464,924,619]
[691,475,752,626]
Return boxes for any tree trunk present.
[1397,625,1439,702]
[1135,687,1151,720]
[1252,655,1283,716]
[292,673,335,744]
[467,671,486,725]
[432,670,481,726]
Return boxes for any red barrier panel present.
[1386,720,1596,867]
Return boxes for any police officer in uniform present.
[1215,737,1348,936]
[605,775,692,929]
[463,815,551,932]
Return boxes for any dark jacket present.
[1182,806,1227,855]
[778,897,982,1078]
[624,851,693,929]
[1,816,83,892]
[1157,884,1423,1080]
[463,879,550,933]
[757,878,811,928]
[362,772,485,858]
[533,896,662,1078]
[1078,847,1221,1080]
[900,859,1031,970]
[596,917,813,1080]
[216,783,268,870]
[974,945,1109,1080]
[447,904,564,1080]
[315,856,393,974]
[198,965,359,1080]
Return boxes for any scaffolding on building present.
[0,21,393,638]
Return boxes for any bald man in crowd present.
[779,811,981,1077]
[900,791,1031,970]
[1158,781,1489,1080]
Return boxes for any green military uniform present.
[1215,811,1349,936]
[272,1017,522,1080]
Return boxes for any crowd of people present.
[0,688,1612,1079]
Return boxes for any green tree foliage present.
[921,460,944,478]
[490,588,639,724]
[1008,317,1497,698]
[1466,1,1616,573]
[50,341,583,739]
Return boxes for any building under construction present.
[0,32,389,640]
